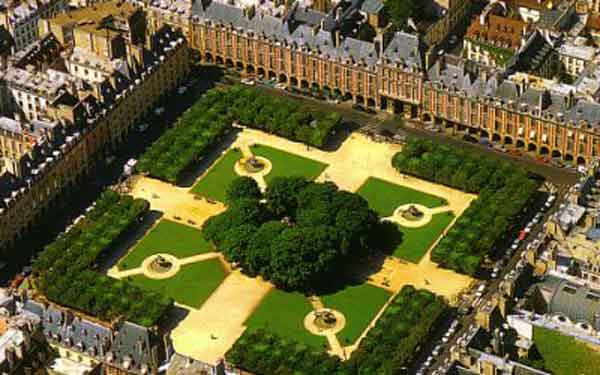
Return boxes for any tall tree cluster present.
[32,191,172,327]
[392,137,538,275]
[203,177,379,291]
[137,85,342,183]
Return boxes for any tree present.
[225,176,261,205]
[204,177,379,291]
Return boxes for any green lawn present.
[528,326,600,375]
[128,259,226,308]
[320,284,391,346]
[244,289,327,350]
[394,212,455,263]
[250,144,328,184]
[191,148,242,202]
[357,177,447,217]
[118,220,213,270]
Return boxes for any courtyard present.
[109,127,476,364]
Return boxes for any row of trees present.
[226,286,447,374]
[136,88,233,183]
[392,137,538,275]
[222,85,342,148]
[137,85,341,183]
[202,177,379,291]
[384,0,438,29]
[32,191,172,327]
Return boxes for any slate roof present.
[191,0,380,67]
[537,276,600,328]
[427,60,499,98]
[360,0,383,14]
[23,300,160,374]
[382,32,423,70]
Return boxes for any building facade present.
[0,0,67,51]
[0,1,190,251]
[149,0,599,166]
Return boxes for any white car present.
[177,86,187,94]
[275,82,287,90]
[241,77,255,86]
[135,123,149,132]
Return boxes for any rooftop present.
[465,14,528,52]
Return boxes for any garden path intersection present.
[114,128,477,364]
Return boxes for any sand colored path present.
[107,253,221,279]
[170,271,273,365]
[306,297,346,358]
[128,176,226,229]
[368,257,473,305]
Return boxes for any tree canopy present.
[384,0,438,29]
[137,85,341,183]
[392,137,538,275]
[32,191,172,327]
[203,177,379,291]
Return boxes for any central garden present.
[28,84,492,374]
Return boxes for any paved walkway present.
[107,252,221,279]
[128,176,226,229]
[170,271,273,365]
[308,297,346,359]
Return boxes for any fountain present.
[401,204,424,221]
[148,255,173,273]
[242,156,266,173]
[313,310,338,330]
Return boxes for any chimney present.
[5,346,16,370]
[243,5,255,19]
[334,29,341,48]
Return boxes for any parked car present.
[135,123,149,132]
[241,77,255,86]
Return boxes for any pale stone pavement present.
[128,176,226,229]
[170,271,273,364]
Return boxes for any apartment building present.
[0,0,190,251]
[0,0,67,51]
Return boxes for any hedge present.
[32,190,172,327]
[136,89,233,182]
[136,85,341,183]
[392,137,538,275]
[224,85,342,148]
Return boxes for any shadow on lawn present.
[160,305,191,332]
[176,127,242,188]
[97,210,163,272]
[319,121,360,152]
[311,222,403,295]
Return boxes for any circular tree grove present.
[203,177,379,291]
